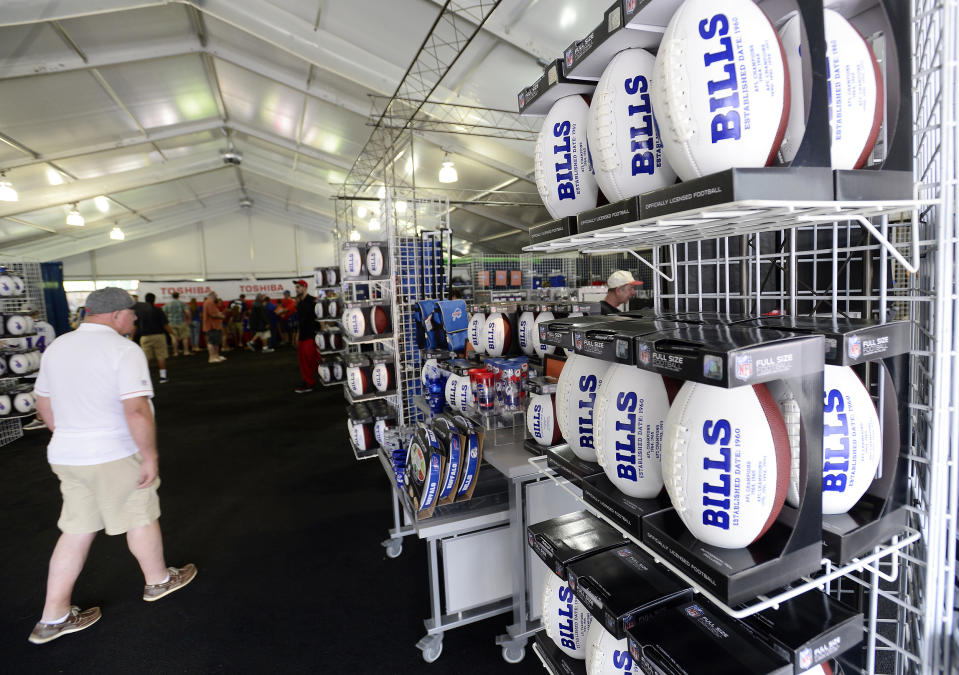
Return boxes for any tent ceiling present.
[0,0,589,262]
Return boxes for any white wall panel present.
[296,226,336,275]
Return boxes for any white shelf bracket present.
[588,248,675,283]
[797,213,919,274]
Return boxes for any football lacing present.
[660,38,695,143]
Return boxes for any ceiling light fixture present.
[438,154,458,183]
[94,195,110,213]
[109,226,125,240]
[0,171,17,202]
[368,217,381,232]
[357,204,368,219]
[46,168,64,186]
[395,200,407,215]
[349,229,361,242]
[66,203,85,227]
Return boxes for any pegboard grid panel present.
[469,254,578,301]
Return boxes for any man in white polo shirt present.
[28,287,197,645]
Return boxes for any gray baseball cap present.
[85,287,135,315]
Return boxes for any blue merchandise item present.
[414,299,439,349]
[433,300,469,352]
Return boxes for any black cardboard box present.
[567,544,692,639]
[740,589,863,674]
[539,313,644,350]
[530,216,578,246]
[561,1,662,80]
[627,600,792,675]
[581,473,670,540]
[573,317,681,364]
[534,631,587,675]
[518,60,595,116]
[527,510,625,581]
[546,444,605,486]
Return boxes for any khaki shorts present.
[170,323,190,341]
[52,454,161,535]
[140,334,168,361]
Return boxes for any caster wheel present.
[382,538,403,559]
[502,645,525,664]
[422,641,443,663]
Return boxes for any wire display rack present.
[0,260,45,447]
[470,254,579,304]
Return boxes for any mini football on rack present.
[585,621,642,674]
[324,268,339,287]
[594,364,676,498]
[534,95,599,219]
[542,571,593,660]
[588,47,677,201]
[484,312,512,357]
[370,305,391,335]
[651,0,790,181]
[526,392,561,446]
[468,312,487,354]
[662,381,790,548]
[342,245,365,278]
[314,333,327,351]
[777,9,883,169]
[372,362,395,392]
[374,418,392,447]
[346,365,371,397]
[556,354,611,462]
[318,363,332,384]
[349,418,375,451]
[517,310,537,356]
[314,299,325,320]
[532,311,556,358]
[768,364,883,514]
[342,306,367,339]
[327,299,340,318]
[328,333,343,350]
[366,245,387,277]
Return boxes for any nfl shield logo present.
[575,336,583,351]
[626,0,637,12]
[848,335,862,359]
[565,48,574,68]
[519,92,525,108]
[735,354,753,381]
[639,342,651,365]
[684,605,703,618]
[798,648,813,670]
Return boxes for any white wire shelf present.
[347,433,379,461]
[344,387,399,404]
[343,332,395,345]
[319,349,345,356]
[527,455,921,621]
[523,200,931,254]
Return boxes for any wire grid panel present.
[0,262,45,316]
[470,254,578,302]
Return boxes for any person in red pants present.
[292,280,322,393]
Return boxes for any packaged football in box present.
[527,510,624,581]
[740,589,863,674]
[364,240,390,279]
[561,0,661,79]
[534,631,587,675]
[581,473,670,541]
[517,59,595,116]
[567,544,691,640]
[627,599,792,675]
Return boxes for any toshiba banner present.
[137,278,304,304]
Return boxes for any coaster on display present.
[404,426,445,519]
[431,415,465,507]
[567,544,691,640]
[448,413,483,503]
[527,510,625,582]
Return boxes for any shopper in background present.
[247,294,274,353]
[29,287,196,646]
[227,295,246,350]
[187,298,202,352]
[132,293,175,384]
[276,290,296,346]
[130,294,149,344]
[600,270,643,314]
[292,280,320,394]
[162,292,191,357]
[264,295,279,349]
[202,291,226,363]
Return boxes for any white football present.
[332,362,344,381]
[366,245,386,276]
[6,315,27,336]
[329,334,343,350]
[9,275,24,295]
[327,299,340,318]
[588,48,677,201]
[663,382,791,548]
[468,312,487,354]
[318,363,332,383]
[314,301,325,320]
[346,366,370,396]
[342,306,366,339]
[453,375,474,412]
[374,418,392,447]
[652,0,789,181]
[556,354,612,462]
[372,362,394,392]
[445,373,460,409]
[534,95,600,219]
[778,10,882,169]
[315,333,327,351]
[342,246,364,278]
[0,394,10,415]
[527,393,561,446]
[541,572,593,660]
[532,311,557,358]
[768,365,883,514]
[484,312,512,357]
[13,391,34,413]
[325,268,338,286]
[586,621,642,675]
[517,311,537,356]
[0,275,12,296]
[421,358,441,386]
[594,365,672,498]
[349,419,374,451]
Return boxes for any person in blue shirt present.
[265,296,279,349]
